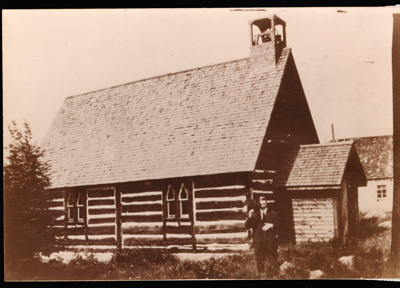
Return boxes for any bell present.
[260,31,271,43]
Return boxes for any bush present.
[358,211,392,238]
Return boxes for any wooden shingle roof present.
[42,48,292,189]
[340,135,393,180]
[274,142,356,188]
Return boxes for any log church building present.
[42,15,367,251]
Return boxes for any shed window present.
[377,185,387,200]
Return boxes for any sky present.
[2,8,398,149]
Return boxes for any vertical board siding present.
[193,182,250,245]
[121,189,163,247]
[292,198,335,242]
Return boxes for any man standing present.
[245,195,278,274]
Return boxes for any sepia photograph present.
[3,7,399,280]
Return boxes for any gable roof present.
[274,142,357,188]
[42,48,292,189]
[334,135,393,180]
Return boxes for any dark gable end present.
[343,144,368,187]
[265,52,319,145]
[254,52,319,171]
[41,48,293,189]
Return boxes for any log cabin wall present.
[50,172,252,250]
[119,181,165,248]
[85,187,117,246]
[51,187,118,247]
[47,189,66,241]
[252,169,275,202]
[193,173,251,249]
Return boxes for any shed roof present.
[42,48,292,189]
[274,142,356,188]
[334,135,393,180]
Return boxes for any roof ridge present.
[65,47,293,101]
[340,135,393,140]
[346,134,393,139]
[301,141,354,148]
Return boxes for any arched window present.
[179,184,190,218]
[67,193,75,221]
[76,192,85,221]
[166,185,176,218]
[66,191,86,223]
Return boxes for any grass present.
[5,211,396,281]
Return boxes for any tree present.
[4,121,56,270]
[391,13,400,277]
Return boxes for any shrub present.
[358,211,392,238]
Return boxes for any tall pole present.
[391,13,400,277]
[331,123,335,141]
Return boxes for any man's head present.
[258,195,268,209]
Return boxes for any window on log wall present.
[67,191,86,223]
[179,184,190,218]
[166,183,191,219]
[167,185,176,218]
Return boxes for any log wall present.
[252,169,276,203]
[47,190,65,233]
[50,172,253,250]
[194,183,249,247]
[86,188,117,246]
[121,186,164,247]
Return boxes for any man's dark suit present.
[245,208,278,273]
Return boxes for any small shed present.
[274,142,367,243]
